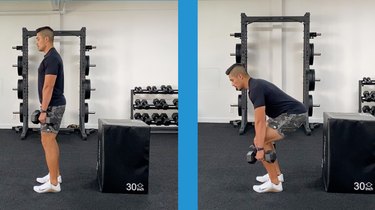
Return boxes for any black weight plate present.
[307,69,315,91]
[17,79,23,99]
[84,103,89,123]
[17,56,22,76]
[19,103,23,123]
[238,94,242,116]
[236,44,241,63]
[83,79,91,99]
[308,95,313,116]
[309,44,314,65]
[85,56,90,75]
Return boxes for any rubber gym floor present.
[0,130,177,210]
[199,123,374,210]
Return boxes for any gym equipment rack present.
[230,12,321,135]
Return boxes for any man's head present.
[36,26,54,52]
[226,63,250,90]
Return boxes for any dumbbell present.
[362,77,372,84]
[371,106,375,116]
[173,99,178,108]
[141,113,152,125]
[160,113,171,126]
[151,113,163,125]
[159,99,169,109]
[172,113,178,124]
[30,110,55,125]
[362,91,371,101]
[160,85,167,93]
[371,91,375,101]
[166,85,173,93]
[134,112,142,120]
[141,99,150,109]
[246,145,277,164]
[134,87,142,93]
[153,98,162,109]
[134,99,142,108]
[362,105,371,114]
[146,86,152,92]
[151,86,158,93]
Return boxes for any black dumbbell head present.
[151,113,160,119]
[362,105,371,113]
[31,110,41,124]
[134,113,142,119]
[246,145,257,164]
[141,113,150,118]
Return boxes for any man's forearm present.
[41,86,53,111]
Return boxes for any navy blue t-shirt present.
[38,48,66,106]
[248,78,307,118]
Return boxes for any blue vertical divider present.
[178,0,197,210]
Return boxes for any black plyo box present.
[322,112,375,193]
[97,119,150,194]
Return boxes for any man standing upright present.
[33,26,66,193]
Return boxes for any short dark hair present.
[225,63,246,75]
[36,26,54,34]
[36,26,54,42]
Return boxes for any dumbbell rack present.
[130,87,178,133]
[230,12,321,136]
[358,79,375,116]
[11,27,96,140]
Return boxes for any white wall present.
[0,1,178,128]
[198,0,375,123]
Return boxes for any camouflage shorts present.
[40,105,65,134]
[267,112,307,137]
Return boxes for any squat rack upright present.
[231,12,320,135]
[13,27,95,140]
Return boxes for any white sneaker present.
[36,173,62,184]
[33,181,61,193]
[253,180,283,193]
[256,173,284,183]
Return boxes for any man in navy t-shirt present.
[33,26,66,193]
[226,63,307,193]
